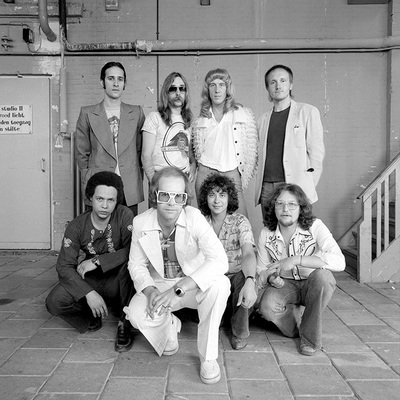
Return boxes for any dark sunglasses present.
[168,86,187,93]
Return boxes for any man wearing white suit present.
[124,167,230,385]
[255,64,325,216]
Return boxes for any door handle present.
[41,158,46,172]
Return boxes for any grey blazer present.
[75,101,145,206]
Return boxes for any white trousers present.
[124,275,230,361]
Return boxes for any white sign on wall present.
[0,105,32,134]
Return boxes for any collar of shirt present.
[266,224,312,258]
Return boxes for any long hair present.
[158,72,193,129]
[85,171,124,204]
[148,167,193,208]
[198,173,239,216]
[199,68,239,118]
[263,183,315,231]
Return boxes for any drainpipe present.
[59,65,68,139]
[59,0,67,40]
[38,0,57,42]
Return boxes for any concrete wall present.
[0,0,397,249]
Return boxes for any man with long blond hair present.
[142,72,196,184]
[192,68,258,216]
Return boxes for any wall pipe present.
[59,0,67,40]
[56,0,399,55]
[63,36,400,55]
[59,66,67,135]
[38,0,57,42]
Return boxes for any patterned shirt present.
[158,228,184,279]
[105,107,121,176]
[56,205,133,301]
[206,212,255,276]
[256,218,345,283]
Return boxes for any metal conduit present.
[38,0,57,42]
[63,36,400,55]
[54,0,400,55]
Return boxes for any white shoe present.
[200,359,220,384]
[163,315,181,356]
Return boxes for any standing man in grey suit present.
[76,61,145,216]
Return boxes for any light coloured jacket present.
[255,100,325,204]
[128,206,228,293]
[75,101,145,206]
[192,106,258,189]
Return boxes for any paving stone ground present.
[0,251,399,400]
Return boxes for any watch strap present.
[91,256,100,267]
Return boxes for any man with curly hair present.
[256,184,345,356]
[46,171,136,353]
[192,68,258,216]
[198,173,257,350]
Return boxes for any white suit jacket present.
[255,100,325,204]
[128,206,228,293]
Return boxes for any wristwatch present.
[91,256,101,267]
[246,275,257,285]
[174,286,185,297]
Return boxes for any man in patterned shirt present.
[46,171,136,352]
[256,184,345,356]
[198,173,258,350]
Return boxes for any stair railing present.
[357,152,400,282]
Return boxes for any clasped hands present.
[262,257,298,289]
[144,286,180,319]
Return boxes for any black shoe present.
[231,334,248,350]
[88,316,102,332]
[115,321,134,352]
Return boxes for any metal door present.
[0,77,51,249]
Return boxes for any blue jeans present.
[195,163,247,217]
[257,269,336,349]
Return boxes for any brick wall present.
[0,0,397,248]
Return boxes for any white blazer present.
[128,206,228,294]
[255,100,325,204]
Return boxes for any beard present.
[278,217,297,228]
